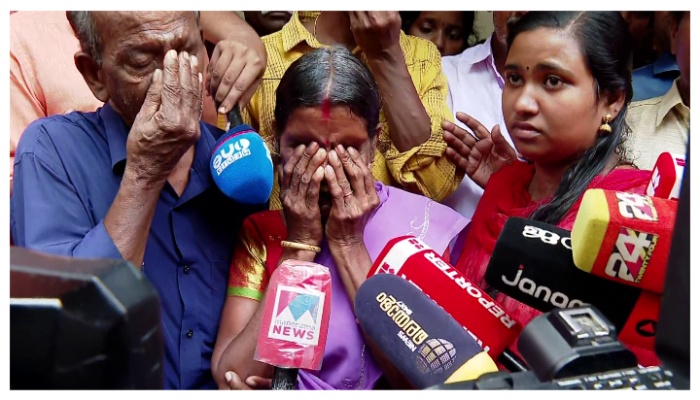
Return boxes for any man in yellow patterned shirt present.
[242,11,462,209]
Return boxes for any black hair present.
[506,12,634,225]
[274,46,381,143]
[399,11,476,49]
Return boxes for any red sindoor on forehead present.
[321,97,331,148]
[321,97,331,120]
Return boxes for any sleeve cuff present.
[227,286,263,301]
[72,219,124,261]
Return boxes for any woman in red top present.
[443,12,655,365]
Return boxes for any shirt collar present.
[656,78,689,127]
[459,33,495,66]
[99,103,130,172]
[459,34,504,87]
[282,11,323,53]
[281,11,372,55]
[653,51,680,76]
[179,122,219,204]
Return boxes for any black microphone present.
[483,217,661,356]
[226,104,244,128]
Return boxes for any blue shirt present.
[11,104,262,389]
[632,52,680,101]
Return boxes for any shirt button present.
[186,330,194,339]
[183,265,191,274]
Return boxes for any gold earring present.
[599,114,612,133]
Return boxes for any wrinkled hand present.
[206,39,265,114]
[324,145,379,248]
[220,371,271,390]
[280,142,326,247]
[126,50,203,184]
[348,11,402,59]
[443,112,517,188]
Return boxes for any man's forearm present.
[200,11,265,56]
[366,46,432,152]
[103,168,164,268]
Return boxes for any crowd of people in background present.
[9,10,690,390]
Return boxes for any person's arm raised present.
[349,11,430,152]
[201,11,267,113]
[105,50,203,267]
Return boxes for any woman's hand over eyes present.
[324,145,379,249]
[279,142,326,248]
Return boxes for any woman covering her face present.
[445,12,656,366]
[211,46,469,390]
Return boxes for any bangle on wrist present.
[281,241,321,253]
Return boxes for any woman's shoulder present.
[244,210,286,234]
[594,166,652,193]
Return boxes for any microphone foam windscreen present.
[571,189,677,294]
[210,124,273,205]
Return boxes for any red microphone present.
[255,260,332,390]
[571,189,678,295]
[367,236,523,364]
[646,152,685,200]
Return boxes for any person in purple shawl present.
[211,46,468,390]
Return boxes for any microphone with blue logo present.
[210,104,274,204]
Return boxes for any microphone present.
[210,105,274,205]
[571,189,678,295]
[483,217,661,359]
[366,236,525,370]
[255,259,332,390]
[646,152,685,200]
[355,273,498,388]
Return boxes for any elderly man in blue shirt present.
[11,11,265,389]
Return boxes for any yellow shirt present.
[627,78,689,170]
[243,11,460,210]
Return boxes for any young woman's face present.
[408,11,467,56]
[279,105,373,218]
[502,27,612,168]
